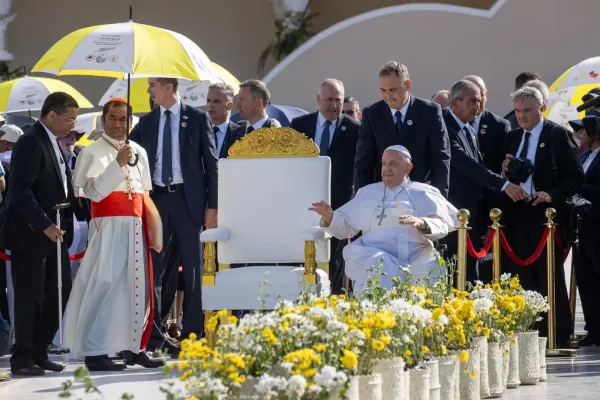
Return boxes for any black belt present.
[153,183,184,193]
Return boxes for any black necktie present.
[320,120,332,156]
[213,126,221,154]
[463,125,479,158]
[162,110,173,186]
[246,125,254,134]
[518,131,531,160]
[395,111,403,139]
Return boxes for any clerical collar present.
[102,133,126,147]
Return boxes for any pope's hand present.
[44,225,64,242]
[117,145,133,167]
[398,215,427,230]
[309,201,333,227]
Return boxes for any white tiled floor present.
[0,251,597,399]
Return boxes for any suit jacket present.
[580,150,600,227]
[129,103,219,225]
[353,96,450,197]
[444,110,506,219]
[0,122,75,255]
[477,109,511,173]
[502,119,585,207]
[228,117,276,144]
[290,112,359,210]
[218,120,240,159]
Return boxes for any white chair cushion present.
[202,266,330,310]
[217,157,331,264]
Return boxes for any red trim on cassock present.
[91,191,155,351]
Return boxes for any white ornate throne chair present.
[200,127,331,337]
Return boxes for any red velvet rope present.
[500,227,550,266]
[554,231,568,262]
[466,229,496,258]
[0,249,86,261]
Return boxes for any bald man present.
[431,90,451,109]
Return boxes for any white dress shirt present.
[313,112,337,149]
[214,119,230,156]
[515,118,544,196]
[40,121,68,196]
[247,115,269,132]
[583,147,600,173]
[153,101,183,186]
[389,95,411,124]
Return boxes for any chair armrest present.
[300,226,331,241]
[200,227,231,242]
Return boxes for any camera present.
[506,157,533,183]
[566,195,592,216]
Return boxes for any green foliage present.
[0,61,25,82]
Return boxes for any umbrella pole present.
[28,109,31,120]
[126,72,139,167]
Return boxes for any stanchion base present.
[546,348,577,357]
[567,340,580,349]
[0,372,10,381]
[572,333,586,341]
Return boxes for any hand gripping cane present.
[54,202,71,353]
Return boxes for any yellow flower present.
[178,361,189,372]
[313,344,327,352]
[403,349,412,358]
[432,308,444,320]
[304,368,318,378]
[441,345,448,355]
[180,370,193,381]
[470,372,477,378]
[372,340,385,351]
[188,333,197,341]
[186,397,199,400]
[341,350,358,369]
[380,335,391,345]
[421,346,430,354]
[447,331,456,342]
[459,351,469,363]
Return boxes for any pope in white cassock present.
[63,99,164,371]
[310,145,458,292]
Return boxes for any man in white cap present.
[310,145,458,292]
[0,124,23,195]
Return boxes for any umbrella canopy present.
[31,21,220,82]
[230,104,308,127]
[0,76,93,113]
[549,57,600,91]
[212,62,241,93]
[100,78,210,114]
[74,111,139,146]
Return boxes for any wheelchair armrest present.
[300,226,331,241]
[200,227,231,242]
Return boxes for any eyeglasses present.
[342,110,357,116]
[53,111,77,124]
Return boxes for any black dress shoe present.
[121,350,165,368]
[85,355,127,371]
[35,359,66,372]
[11,362,45,376]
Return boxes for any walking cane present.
[54,202,71,354]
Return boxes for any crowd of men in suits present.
[1,59,600,375]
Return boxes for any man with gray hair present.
[206,83,239,158]
[522,79,550,107]
[354,61,450,198]
[501,85,584,346]
[504,72,542,128]
[431,90,451,108]
[291,78,360,294]
[442,80,528,282]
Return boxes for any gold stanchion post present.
[490,208,502,283]
[456,209,471,291]
[545,208,576,357]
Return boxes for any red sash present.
[91,191,155,351]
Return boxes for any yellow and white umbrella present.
[31,21,220,82]
[0,76,93,113]
[99,78,210,113]
[74,111,139,146]
[549,57,600,91]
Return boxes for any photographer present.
[570,115,600,346]
[501,87,584,346]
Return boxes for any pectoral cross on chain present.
[376,210,387,225]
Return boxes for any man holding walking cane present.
[0,92,80,376]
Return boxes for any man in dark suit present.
[503,72,541,129]
[0,92,80,376]
[570,115,600,346]
[129,78,218,353]
[290,79,360,293]
[501,86,584,346]
[229,80,277,142]
[442,80,528,283]
[353,61,450,197]
[206,83,239,158]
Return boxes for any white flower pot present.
[358,374,383,400]
[487,341,504,397]
[502,340,510,389]
[424,359,440,400]
[437,354,459,400]
[538,337,548,382]
[331,376,360,400]
[230,376,258,399]
[507,337,521,388]
[472,336,490,398]
[459,348,480,400]
[372,357,408,400]
[408,367,430,400]
[518,331,540,385]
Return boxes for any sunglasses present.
[342,110,357,116]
